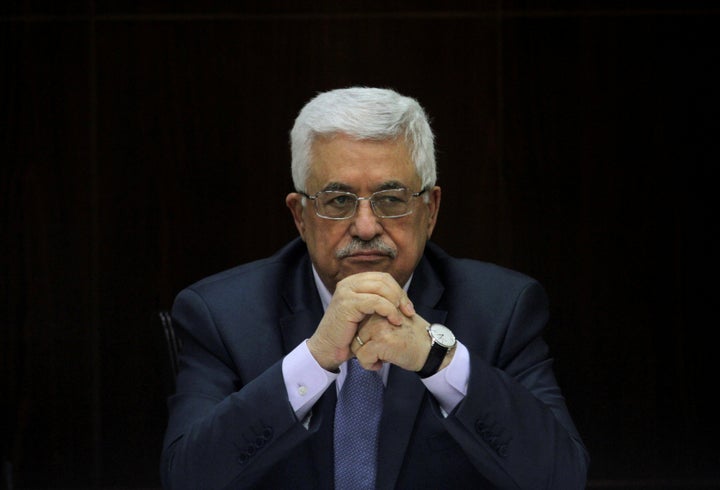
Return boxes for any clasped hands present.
[307,272,432,373]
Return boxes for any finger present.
[354,347,383,371]
[349,335,361,357]
[340,273,408,310]
[347,292,406,326]
[398,295,415,317]
[350,334,383,371]
[356,313,431,371]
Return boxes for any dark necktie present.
[334,358,384,490]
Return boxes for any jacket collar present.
[278,242,325,353]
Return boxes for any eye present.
[376,195,404,203]
[374,191,408,204]
[326,194,354,207]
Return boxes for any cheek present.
[403,215,431,244]
[395,221,432,264]
[305,221,346,254]
[387,222,426,257]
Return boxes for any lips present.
[345,251,390,259]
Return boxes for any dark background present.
[2,1,718,489]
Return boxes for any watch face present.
[429,324,456,348]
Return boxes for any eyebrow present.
[321,182,354,192]
[320,180,408,193]
[375,180,406,191]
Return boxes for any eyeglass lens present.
[315,189,415,219]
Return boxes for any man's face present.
[286,134,441,292]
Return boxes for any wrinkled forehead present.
[306,135,420,191]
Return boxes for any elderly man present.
[161,87,589,489]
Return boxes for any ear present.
[425,186,441,238]
[286,192,308,240]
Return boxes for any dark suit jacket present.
[161,238,588,489]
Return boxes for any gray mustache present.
[336,238,398,259]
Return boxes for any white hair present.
[290,87,436,192]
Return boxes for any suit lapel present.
[278,249,337,488]
[279,251,324,353]
[376,254,447,489]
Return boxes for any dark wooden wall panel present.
[501,13,719,481]
[2,3,718,488]
[1,19,97,488]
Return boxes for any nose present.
[350,199,383,240]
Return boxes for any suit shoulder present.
[425,242,540,290]
[182,238,307,297]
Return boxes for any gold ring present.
[355,335,365,346]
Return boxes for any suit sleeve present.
[160,288,318,490]
[441,280,589,489]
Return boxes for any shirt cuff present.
[421,341,469,416]
[282,340,339,421]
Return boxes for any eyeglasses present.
[300,188,427,220]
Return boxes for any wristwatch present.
[417,323,457,378]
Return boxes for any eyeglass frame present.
[299,187,428,220]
